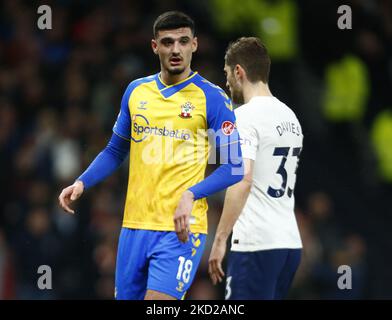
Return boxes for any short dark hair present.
[153,11,195,38]
[225,37,271,84]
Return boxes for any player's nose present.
[172,41,181,54]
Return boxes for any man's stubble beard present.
[167,67,186,75]
[231,86,244,105]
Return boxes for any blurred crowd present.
[0,0,391,299]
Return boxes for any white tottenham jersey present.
[231,96,303,251]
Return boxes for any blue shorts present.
[226,248,301,300]
[115,228,206,300]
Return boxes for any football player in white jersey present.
[208,37,303,300]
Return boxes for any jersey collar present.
[155,71,198,98]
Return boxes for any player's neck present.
[160,66,193,86]
[243,81,272,104]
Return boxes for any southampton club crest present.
[179,101,195,119]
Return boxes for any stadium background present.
[0,0,391,299]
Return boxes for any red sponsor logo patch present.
[221,121,235,135]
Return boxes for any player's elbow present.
[235,169,252,192]
[231,173,252,193]
[242,175,253,192]
[243,170,253,185]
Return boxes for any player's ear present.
[151,39,158,55]
[234,64,244,81]
[192,36,198,53]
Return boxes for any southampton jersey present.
[113,71,239,234]
[231,96,303,251]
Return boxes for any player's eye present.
[180,38,190,44]
[161,39,173,46]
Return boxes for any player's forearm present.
[214,180,251,243]
[77,133,129,189]
[188,161,243,200]
[188,140,244,200]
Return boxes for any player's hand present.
[174,190,194,243]
[208,238,226,285]
[58,180,84,214]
